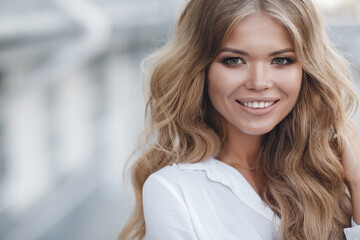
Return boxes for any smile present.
[236,100,279,109]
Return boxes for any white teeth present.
[240,101,275,109]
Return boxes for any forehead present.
[223,11,294,51]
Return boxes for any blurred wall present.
[0,0,359,240]
[0,0,185,239]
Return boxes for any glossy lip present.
[235,99,280,116]
[236,97,280,102]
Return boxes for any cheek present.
[208,65,227,101]
[207,64,243,100]
[275,67,303,98]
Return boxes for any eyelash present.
[271,58,294,65]
[221,57,294,66]
[221,57,245,65]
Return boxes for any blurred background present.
[0,0,359,239]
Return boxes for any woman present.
[119,0,360,239]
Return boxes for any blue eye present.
[223,57,244,65]
[271,58,292,65]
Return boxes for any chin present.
[239,125,277,136]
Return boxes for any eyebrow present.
[219,47,295,56]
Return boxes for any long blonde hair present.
[119,0,359,239]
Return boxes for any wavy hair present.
[119,0,359,239]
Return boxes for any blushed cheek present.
[208,81,233,105]
[207,67,228,97]
[276,69,302,98]
[207,81,224,107]
[207,77,232,113]
[208,71,243,99]
[292,69,303,97]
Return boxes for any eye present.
[222,57,244,65]
[271,58,293,65]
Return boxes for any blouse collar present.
[177,158,279,224]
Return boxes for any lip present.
[236,97,280,102]
[235,99,279,116]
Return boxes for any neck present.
[219,123,262,169]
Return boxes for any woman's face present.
[207,11,302,136]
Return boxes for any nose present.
[244,62,272,90]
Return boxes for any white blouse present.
[143,158,360,240]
